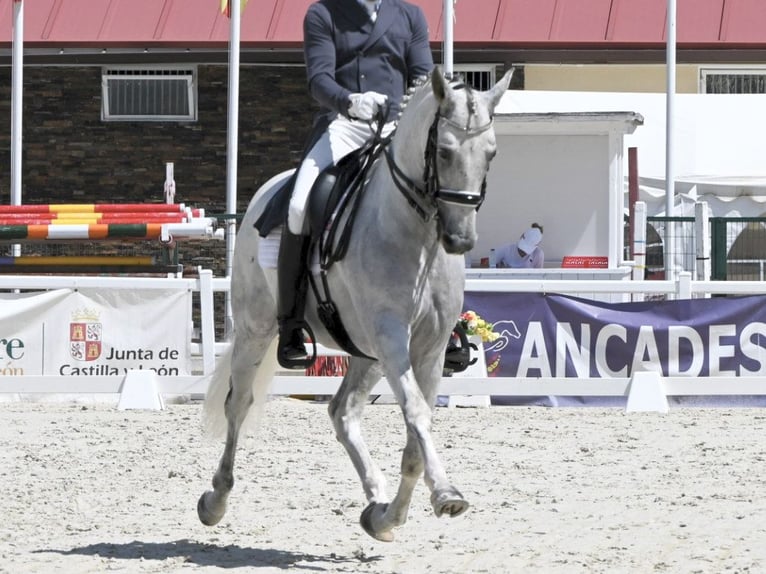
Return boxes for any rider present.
[275,0,434,368]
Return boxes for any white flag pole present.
[443,0,454,78]
[224,0,242,334]
[10,0,24,258]
[11,0,23,208]
[664,0,676,281]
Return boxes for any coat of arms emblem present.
[70,308,102,362]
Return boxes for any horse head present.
[391,67,513,255]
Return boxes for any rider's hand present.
[347,91,388,121]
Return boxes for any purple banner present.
[463,292,766,378]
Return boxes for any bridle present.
[384,84,494,222]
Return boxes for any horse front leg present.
[387,350,469,522]
[362,417,466,536]
[375,429,421,529]
[328,359,395,538]
[412,361,470,520]
[359,340,468,541]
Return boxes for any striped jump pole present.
[0,203,190,213]
[0,255,154,266]
[0,221,218,241]
[0,214,190,225]
[0,204,219,242]
[0,223,166,241]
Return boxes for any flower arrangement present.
[459,310,499,343]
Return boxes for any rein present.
[385,93,493,222]
[320,114,393,268]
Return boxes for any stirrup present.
[277,324,317,370]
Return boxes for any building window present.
[102,66,197,121]
[700,68,766,94]
[453,64,498,91]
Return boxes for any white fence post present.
[677,271,692,299]
[198,268,216,375]
[632,201,647,301]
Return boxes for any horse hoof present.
[360,502,395,542]
[431,487,470,518]
[197,490,226,526]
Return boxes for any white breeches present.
[288,114,395,235]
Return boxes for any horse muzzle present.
[442,236,475,255]
[437,212,477,255]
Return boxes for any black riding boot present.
[277,226,312,369]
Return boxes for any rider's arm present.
[404,5,434,84]
[303,4,353,116]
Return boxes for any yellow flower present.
[459,310,498,343]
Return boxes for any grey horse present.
[198,67,513,542]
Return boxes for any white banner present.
[0,288,191,378]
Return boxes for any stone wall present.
[0,64,314,214]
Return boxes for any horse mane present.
[398,71,477,126]
[399,74,430,117]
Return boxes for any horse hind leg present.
[197,381,251,526]
[197,336,277,526]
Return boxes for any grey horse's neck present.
[391,88,437,183]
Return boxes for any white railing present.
[0,270,222,397]
[3,270,766,399]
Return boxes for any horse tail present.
[202,335,279,440]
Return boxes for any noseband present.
[385,86,494,221]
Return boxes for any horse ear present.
[431,66,448,102]
[484,68,515,112]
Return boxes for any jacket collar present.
[333,0,375,31]
[361,0,395,51]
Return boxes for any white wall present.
[470,134,609,266]
[467,111,639,268]
[493,90,766,220]
[497,90,766,180]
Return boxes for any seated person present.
[495,223,544,268]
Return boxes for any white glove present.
[348,91,388,121]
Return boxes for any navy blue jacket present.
[304,0,434,122]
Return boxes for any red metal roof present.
[2,0,766,48]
